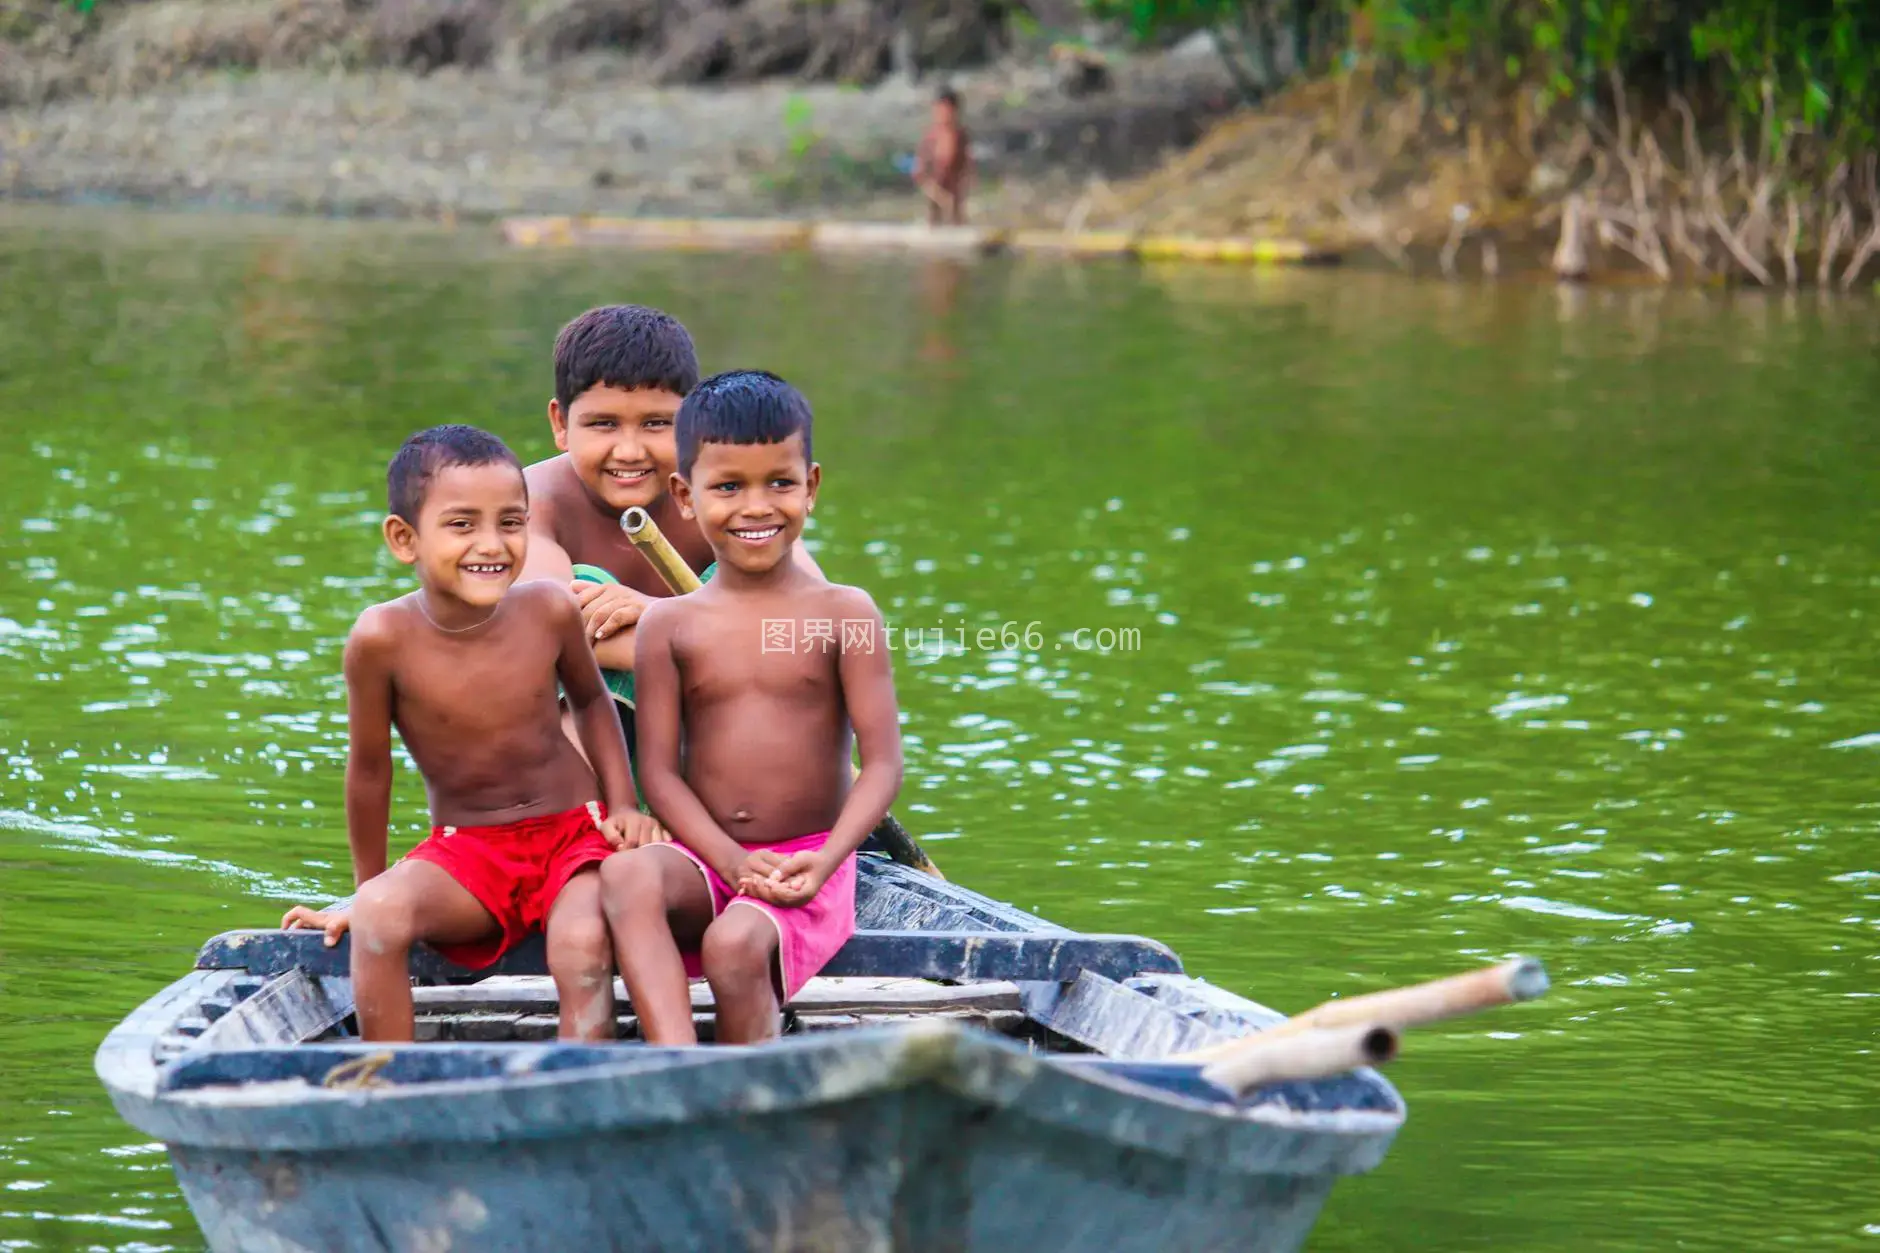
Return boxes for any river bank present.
[3,12,1875,287]
[0,33,1239,222]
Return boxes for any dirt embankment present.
[0,0,1240,220]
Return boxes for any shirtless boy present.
[520,304,712,689]
[913,87,973,226]
[519,304,822,755]
[599,371,904,1045]
[281,425,665,1042]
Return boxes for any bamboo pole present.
[1201,1023,1398,1097]
[621,508,703,595]
[1174,957,1547,1064]
[616,506,943,878]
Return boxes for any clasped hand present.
[733,850,829,907]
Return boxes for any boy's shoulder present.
[344,596,413,671]
[806,579,881,618]
[523,453,580,519]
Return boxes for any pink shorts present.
[651,831,857,1002]
[405,800,614,970]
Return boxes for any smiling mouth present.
[729,525,782,544]
[461,563,510,575]
[605,468,653,484]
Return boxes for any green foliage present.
[782,94,818,158]
[1094,0,1880,151]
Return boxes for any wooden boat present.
[96,853,1405,1253]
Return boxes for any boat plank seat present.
[195,928,1184,985]
[413,975,1024,1017]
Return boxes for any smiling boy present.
[282,425,664,1041]
[599,371,904,1046]
[519,306,713,680]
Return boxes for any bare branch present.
[1781,193,1800,288]
[1819,203,1853,287]
[1842,220,1880,291]
[1708,207,1774,285]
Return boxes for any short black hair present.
[676,370,813,479]
[936,86,960,108]
[553,305,700,414]
[386,425,523,522]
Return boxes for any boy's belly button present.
[731,808,753,823]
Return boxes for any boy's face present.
[549,384,682,513]
[383,462,529,609]
[674,434,820,576]
[932,99,956,127]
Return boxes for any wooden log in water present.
[1008,230,1137,257]
[581,217,813,251]
[1174,957,1548,1063]
[1134,235,1332,264]
[809,222,1007,257]
[501,217,576,248]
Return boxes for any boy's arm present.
[343,612,397,886]
[521,509,646,672]
[551,586,639,817]
[634,603,765,883]
[776,590,902,896]
[517,512,577,587]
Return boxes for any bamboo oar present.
[1174,956,1548,1064]
[618,506,944,879]
[1200,1023,1399,1098]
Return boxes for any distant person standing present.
[913,87,973,226]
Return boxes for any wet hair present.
[386,425,523,522]
[935,86,960,109]
[553,305,700,414]
[676,370,813,479]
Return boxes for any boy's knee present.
[599,849,668,918]
[700,912,777,989]
[350,878,419,954]
[547,909,611,980]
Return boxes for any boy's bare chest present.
[389,621,558,729]
[675,628,840,705]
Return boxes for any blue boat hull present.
[148,1029,1397,1253]
[96,858,1405,1252]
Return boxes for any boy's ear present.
[669,472,695,520]
[805,462,822,514]
[548,398,569,452]
[382,514,420,566]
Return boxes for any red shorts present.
[404,800,614,970]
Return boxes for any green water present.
[1,206,1877,1250]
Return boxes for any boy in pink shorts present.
[599,371,905,1045]
[281,426,666,1041]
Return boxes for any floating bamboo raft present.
[500,216,1336,266]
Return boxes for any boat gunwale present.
[124,1022,1403,1177]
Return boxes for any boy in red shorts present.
[600,371,904,1045]
[282,425,665,1042]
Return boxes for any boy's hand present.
[601,811,670,850]
[753,851,832,908]
[732,850,787,895]
[281,905,351,948]
[570,580,650,643]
